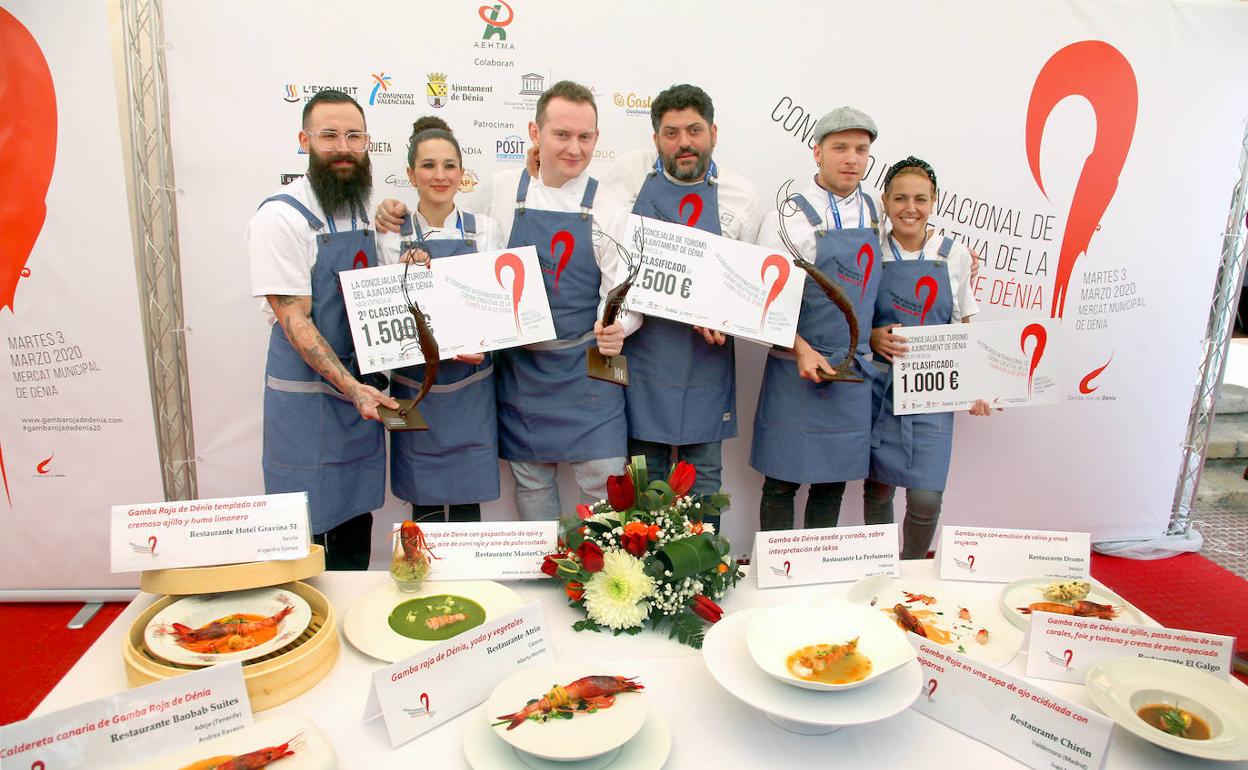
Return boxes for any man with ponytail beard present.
[247,89,396,569]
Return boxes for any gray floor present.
[1192,501,1248,579]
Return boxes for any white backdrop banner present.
[0,2,163,591]
[162,0,1248,563]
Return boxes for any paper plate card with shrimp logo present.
[846,575,1022,668]
[144,587,312,667]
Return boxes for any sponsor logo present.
[369,72,417,107]
[403,692,433,718]
[459,169,480,193]
[384,173,414,188]
[282,84,360,104]
[32,451,64,479]
[954,554,975,572]
[1045,649,1074,669]
[478,1,515,48]
[462,145,482,156]
[496,134,527,162]
[368,139,393,155]
[769,560,792,579]
[519,72,545,95]
[612,91,653,118]
[427,72,449,109]
[592,149,617,162]
[280,173,304,185]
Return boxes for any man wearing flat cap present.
[749,106,883,531]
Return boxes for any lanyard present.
[826,185,865,231]
[417,210,464,240]
[653,155,719,181]
[325,205,359,234]
[888,233,927,262]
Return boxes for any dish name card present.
[110,492,310,573]
[754,524,900,588]
[939,525,1089,582]
[0,663,251,770]
[417,522,558,580]
[363,600,553,747]
[1025,612,1236,683]
[909,636,1112,770]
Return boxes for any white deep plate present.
[343,580,522,663]
[704,608,922,733]
[999,576,1144,630]
[464,702,672,770]
[122,714,335,770]
[486,663,648,762]
[845,574,1022,668]
[144,586,311,666]
[746,600,916,691]
[1086,657,1248,761]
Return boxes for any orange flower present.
[565,581,585,602]
[690,522,704,535]
[621,521,652,558]
[716,562,729,574]
[647,523,661,541]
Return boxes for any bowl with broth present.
[746,599,915,692]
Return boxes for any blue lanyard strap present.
[888,234,926,262]
[325,206,359,234]
[827,184,865,231]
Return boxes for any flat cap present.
[813,106,878,143]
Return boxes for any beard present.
[662,146,710,182]
[307,147,372,217]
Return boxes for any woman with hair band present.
[865,156,993,558]
[378,116,504,522]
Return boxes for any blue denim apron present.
[870,236,956,491]
[390,212,500,504]
[260,194,385,533]
[495,172,626,462]
[750,189,880,483]
[625,163,737,444]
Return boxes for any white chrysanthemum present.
[583,550,656,630]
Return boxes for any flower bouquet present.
[541,455,743,648]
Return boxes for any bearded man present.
[246,89,396,569]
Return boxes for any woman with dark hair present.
[378,116,504,522]
[865,156,992,557]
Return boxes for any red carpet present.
[0,602,126,726]
[1091,552,1248,685]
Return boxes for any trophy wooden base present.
[587,349,629,386]
[378,400,429,431]
[817,366,864,384]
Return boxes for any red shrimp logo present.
[915,275,938,325]
[148,535,158,554]
[0,8,57,314]
[925,677,938,702]
[1026,41,1137,319]
[679,193,703,227]
[1021,323,1047,396]
[546,230,574,292]
[1079,353,1113,394]
[856,243,874,299]
[36,452,53,475]
[494,252,524,334]
[759,254,790,330]
[352,250,369,270]
[420,692,431,714]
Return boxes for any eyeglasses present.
[308,129,370,153]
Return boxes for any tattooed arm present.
[267,294,398,421]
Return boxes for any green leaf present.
[572,618,604,634]
[628,454,648,494]
[584,520,613,535]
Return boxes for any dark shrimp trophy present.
[377,222,442,431]
[775,180,864,383]
[586,219,646,385]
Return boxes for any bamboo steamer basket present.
[124,578,338,712]
[139,544,326,595]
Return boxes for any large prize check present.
[623,214,805,347]
[339,246,556,375]
[892,318,1060,415]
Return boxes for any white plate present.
[1086,657,1248,761]
[464,702,671,770]
[704,608,922,734]
[122,714,335,770]
[343,580,522,662]
[746,599,916,691]
[486,663,648,762]
[845,574,1022,668]
[144,587,311,666]
[999,576,1144,630]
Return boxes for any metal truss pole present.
[120,0,197,501]
[1171,122,1248,534]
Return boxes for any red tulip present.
[576,503,595,520]
[668,461,696,498]
[540,554,560,577]
[690,594,723,623]
[565,581,585,602]
[577,541,605,573]
[606,472,636,511]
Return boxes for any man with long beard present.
[601,84,761,526]
[247,89,396,569]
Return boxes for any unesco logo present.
[496,134,526,162]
